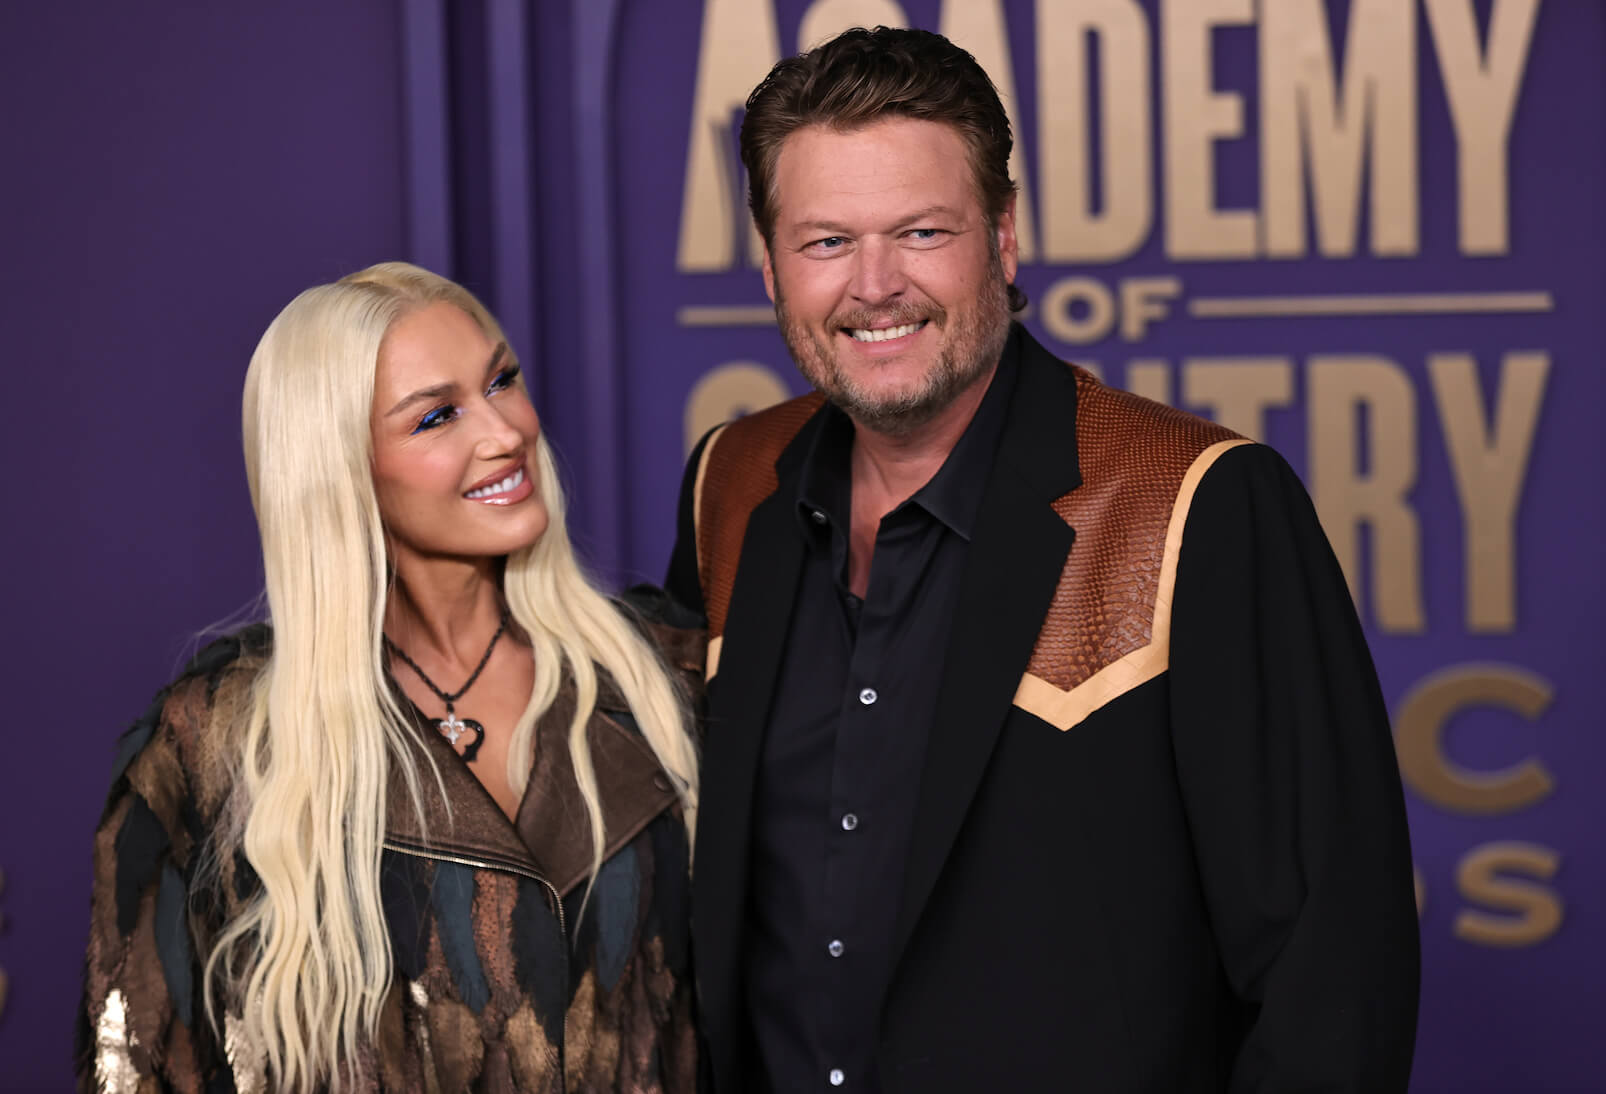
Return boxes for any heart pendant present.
[436,713,486,763]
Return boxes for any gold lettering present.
[684,362,792,455]
[1119,276,1182,340]
[1182,357,1293,442]
[1038,0,1152,262]
[1260,0,1417,257]
[1424,0,1542,255]
[940,0,1037,261]
[1162,0,1257,259]
[1395,663,1554,814]
[1307,356,1424,632]
[676,0,781,272]
[1041,276,1117,344]
[1454,841,1564,948]
[1124,359,1171,404]
[1429,351,1549,632]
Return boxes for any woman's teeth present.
[849,321,925,343]
[465,467,524,499]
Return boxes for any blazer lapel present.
[891,332,1084,966]
[693,426,813,1040]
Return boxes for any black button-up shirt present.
[745,332,1021,1092]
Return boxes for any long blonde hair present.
[206,262,698,1091]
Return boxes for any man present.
[666,26,1419,1093]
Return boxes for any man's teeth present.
[849,321,924,343]
[465,467,524,499]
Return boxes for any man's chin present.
[826,384,951,436]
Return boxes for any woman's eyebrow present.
[385,381,455,418]
[483,343,508,377]
[385,344,508,417]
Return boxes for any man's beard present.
[773,243,1013,438]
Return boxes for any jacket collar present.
[385,667,680,896]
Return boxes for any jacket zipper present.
[382,839,571,1091]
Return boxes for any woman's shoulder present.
[102,624,272,828]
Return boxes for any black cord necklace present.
[383,607,510,763]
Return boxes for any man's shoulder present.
[693,391,826,522]
[1008,327,1245,479]
[705,390,826,464]
[1065,365,1246,486]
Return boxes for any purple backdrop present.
[2,1,1600,1091]
[0,2,412,1088]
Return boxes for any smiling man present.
[666,26,1419,1094]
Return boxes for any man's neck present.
[848,360,998,520]
[841,361,998,600]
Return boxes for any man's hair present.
[740,25,1026,312]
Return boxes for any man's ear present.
[761,240,776,304]
[994,193,1019,286]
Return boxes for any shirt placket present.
[818,511,929,1091]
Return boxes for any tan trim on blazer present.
[1013,438,1251,730]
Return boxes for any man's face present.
[762,117,1017,436]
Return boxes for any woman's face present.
[370,301,547,567]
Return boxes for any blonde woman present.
[77,263,702,1093]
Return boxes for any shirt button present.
[829,1069,845,1086]
[858,687,878,706]
[841,812,859,831]
[810,509,828,525]
[827,939,845,957]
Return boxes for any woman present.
[78,263,701,1092]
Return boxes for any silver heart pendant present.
[436,712,486,763]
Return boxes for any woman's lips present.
[463,463,534,505]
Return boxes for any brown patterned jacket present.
[666,324,1419,1092]
[78,605,703,1094]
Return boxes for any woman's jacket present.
[77,611,704,1093]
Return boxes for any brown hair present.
[740,25,1025,311]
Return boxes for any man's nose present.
[847,237,908,306]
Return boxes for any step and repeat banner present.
[597,1,1599,1090]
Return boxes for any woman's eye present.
[487,365,520,393]
[413,404,459,434]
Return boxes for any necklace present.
[383,607,510,763]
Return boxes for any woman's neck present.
[384,553,505,672]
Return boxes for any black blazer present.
[667,327,1419,1092]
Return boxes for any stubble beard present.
[774,246,1014,438]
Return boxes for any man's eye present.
[810,236,846,251]
[413,404,459,434]
[488,365,520,393]
[908,228,941,241]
